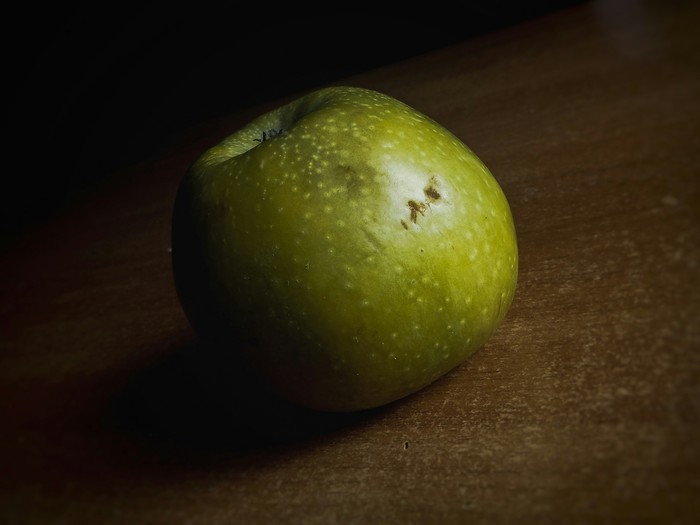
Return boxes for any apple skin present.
[172,86,517,412]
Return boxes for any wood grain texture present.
[2,1,699,523]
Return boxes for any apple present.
[172,86,517,412]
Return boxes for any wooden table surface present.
[2,1,699,523]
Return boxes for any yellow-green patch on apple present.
[172,86,517,412]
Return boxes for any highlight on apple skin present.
[171,86,518,412]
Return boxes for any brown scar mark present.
[424,176,441,202]
[424,185,441,201]
[402,176,441,230]
[408,200,427,223]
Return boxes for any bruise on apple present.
[334,163,362,193]
[333,162,383,197]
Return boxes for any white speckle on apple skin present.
[172,86,518,412]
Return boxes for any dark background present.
[2,2,582,246]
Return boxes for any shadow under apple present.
[101,339,387,467]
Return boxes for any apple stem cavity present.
[253,128,285,143]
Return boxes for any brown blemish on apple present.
[401,177,441,229]
[408,200,427,223]
[424,178,441,201]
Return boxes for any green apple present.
[172,86,517,412]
